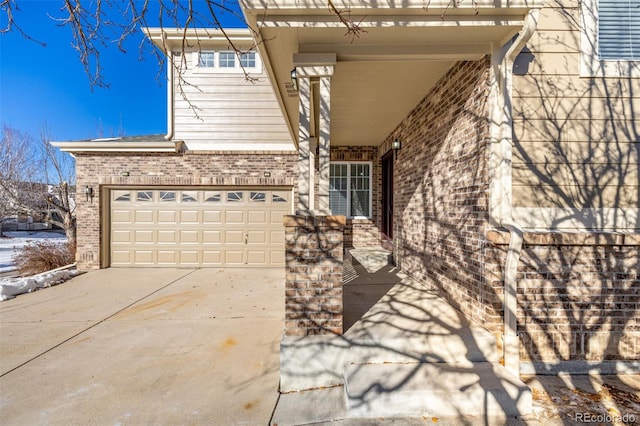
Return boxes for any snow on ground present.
[0,231,77,301]
[1,269,80,301]
[0,231,67,274]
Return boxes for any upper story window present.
[218,51,236,68]
[329,162,372,219]
[240,51,257,68]
[198,51,215,68]
[581,0,640,78]
[193,50,262,73]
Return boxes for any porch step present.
[344,362,532,419]
[348,248,393,273]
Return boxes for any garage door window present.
[251,191,266,202]
[160,191,176,202]
[205,191,221,202]
[228,192,243,202]
[137,191,153,202]
[113,191,131,202]
[182,191,198,202]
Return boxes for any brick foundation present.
[487,231,640,363]
[283,215,345,336]
[75,151,297,270]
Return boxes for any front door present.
[381,151,393,241]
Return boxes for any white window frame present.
[329,161,372,219]
[580,0,640,78]
[192,50,262,74]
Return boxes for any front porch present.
[276,248,531,422]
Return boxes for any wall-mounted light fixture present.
[84,185,94,202]
[290,68,298,92]
[392,139,402,159]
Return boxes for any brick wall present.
[283,215,345,336]
[389,58,498,329]
[487,231,640,363]
[74,151,297,269]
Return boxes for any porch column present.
[317,76,331,214]
[297,75,313,213]
[294,53,336,215]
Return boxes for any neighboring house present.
[53,0,637,394]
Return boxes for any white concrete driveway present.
[0,268,284,425]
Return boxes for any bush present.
[13,240,76,276]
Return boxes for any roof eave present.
[50,140,184,154]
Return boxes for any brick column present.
[283,215,345,336]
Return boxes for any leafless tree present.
[39,125,77,246]
[0,126,43,237]
[0,125,76,244]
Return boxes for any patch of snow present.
[0,231,67,274]
[0,269,80,301]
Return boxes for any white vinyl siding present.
[597,0,640,60]
[175,51,294,151]
[329,162,371,218]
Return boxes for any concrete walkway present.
[0,268,284,425]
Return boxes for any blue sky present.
[0,1,245,142]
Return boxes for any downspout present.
[165,49,175,142]
[492,9,539,375]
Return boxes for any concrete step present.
[346,327,497,365]
[344,362,532,419]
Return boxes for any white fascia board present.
[143,28,255,53]
[50,141,182,153]
[241,0,546,13]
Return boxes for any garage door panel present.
[157,251,178,264]
[134,230,154,243]
[202,251,222,265]
[203,210,222,224]
[225,230,244,244]
[111,250,132,264]
[134,210,154,223]
[179,251,200,264]
[248,211,268,225]
[180,210,199,223]
[203,231,221,244]
[270,211,286,224]
[112,210,133,223]
[179,230,199,244]
[134,251,154,264]
[247,230,267,244]
[110,188,290,267]
[247,251,267,265]
[270,250,285,265]
[224,251,244,265]
[158,210,177,223]
[270,230,285,244]
[158,230,177,243]
[226,210,245,224]
[112,230,132,243]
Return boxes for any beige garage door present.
[109,188,291,267]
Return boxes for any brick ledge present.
[487,229,640,246]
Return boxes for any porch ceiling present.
[241,0,543,147]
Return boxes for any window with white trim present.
[581,0,640,77]
[240,51,257,68]
[193,50,262,73]
[198,51,215,68]
[218,51,235,68]
[329,162,372,218]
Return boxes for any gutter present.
[164,32,175,142]
[491,9,539,375]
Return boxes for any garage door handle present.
[244,233,248,244]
